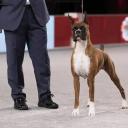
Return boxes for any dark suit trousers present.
[4,5,51,100]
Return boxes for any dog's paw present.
[87,99,90,107]
[72,108,80,117]
[88,108,95,117]
[122,99,128,109]
[88,102,95,117]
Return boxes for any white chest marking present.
[73,41,90,78]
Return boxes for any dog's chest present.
[73,42,90,78]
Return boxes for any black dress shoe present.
[14,97,29,110]
[38,94,59,109]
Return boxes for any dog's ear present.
[68,14,75,25]
[84,11,88,24]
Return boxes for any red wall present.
[55,15,127,47]
[55,16,71,47]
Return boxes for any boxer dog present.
[69,12,128,117]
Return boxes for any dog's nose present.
[75,30,81,35]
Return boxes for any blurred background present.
[0,0,128,52]
[46,0,128,14]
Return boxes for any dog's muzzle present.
[73,26,87,42]
[75,29,82,37]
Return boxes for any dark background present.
[46,0,128,15]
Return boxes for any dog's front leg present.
[72,75,80,116]
[87,76,95,117]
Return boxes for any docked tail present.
[100,44,104,51]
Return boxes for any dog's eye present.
[80,26,85,31]
[73,27,77,31]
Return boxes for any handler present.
[0,0,58,110]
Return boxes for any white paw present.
[87,99,90,107]
[122,99,128,109]
[88,102,95,117]
[72,108,80,117]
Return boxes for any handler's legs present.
[4,29,26,100]
[27,6,58,109]
[4,7,29,110]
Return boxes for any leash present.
[81,0,84,21]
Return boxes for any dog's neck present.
[74,40,88,50]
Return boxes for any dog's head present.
[69,12,89,42]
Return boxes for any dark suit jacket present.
[0,0,49,31]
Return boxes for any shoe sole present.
[38,104,59,109]
[14,107,29,110]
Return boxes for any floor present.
[0,45,128,128]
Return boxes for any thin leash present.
[81,0,84,21]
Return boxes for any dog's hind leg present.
[87,75,95,117]
[104,55,128,109]
[72,75,80,116]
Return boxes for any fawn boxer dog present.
[69,12,128,117]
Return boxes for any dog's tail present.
[100,44,104,51]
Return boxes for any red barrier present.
[55,15,127,47]
[55,16,71,47]
[88,15,127,44]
